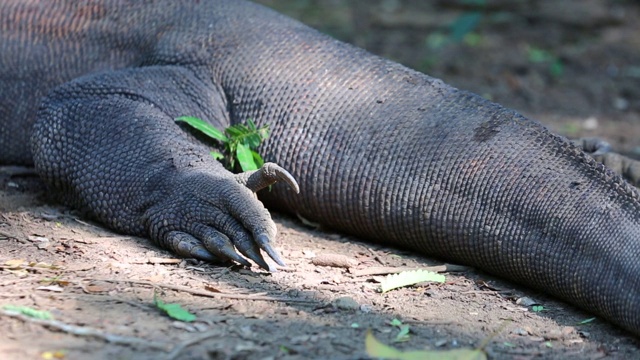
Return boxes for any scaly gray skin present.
[1,0,639,335]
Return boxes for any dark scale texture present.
[1,0,640,335]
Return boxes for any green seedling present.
[527,46,564,78]
[390,318,411,343]
[176,116,269,172]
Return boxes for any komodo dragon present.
[1,0,640,336]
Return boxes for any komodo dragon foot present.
[165,163,299,270]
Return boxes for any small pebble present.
[332,296,359,311]
[512,328,529,336]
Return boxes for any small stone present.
[290,334,311,344]
[544,330,563,340]
[561,326,575,336]
[582,116,599,130]
[193,322,209,332]
[40,212,61,221]
[28,235,50,249]
[171,321,196,332]
[512,328,529,336]
[332,296,359,311]
[516,296,539,306]
[614,97,629,111]
[434,339,448,347]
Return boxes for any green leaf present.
[245,134,264,149]
[246,118,258,131]
[225,124,247,138]
[176,116,228,142]
[577,317,596,325]
[224,122,268,149]
[450,12,482,42]
[395,325,411,343]
[426,32,450,50]
[365,330,487,360]
[159,303,196,322]
[532,305,545,312]
[2,305,54,320]
[258,125,270,140]
[550,60,564,78]
[251,150,264,168]
[154,293,196,322]
[210,151,224,160]
[463,32,483,47]
[241,131,262,148]
[527,47,554,63]
[379,269,445,293]
[236,143,259,171]
[389,318,411,342]
[176,116,268,173]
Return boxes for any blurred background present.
[255,0,640,155]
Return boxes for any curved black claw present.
[256,233,286,267]
[235,162,300,194]
[167,231,235,265]
[196,226,253,267]
[233,236,273,271]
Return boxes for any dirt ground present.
[2,1,640,359]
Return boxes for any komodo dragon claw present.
[235,162,300,194]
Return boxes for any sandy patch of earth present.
[1,173,638,359]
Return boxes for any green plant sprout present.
[176,116,269,172]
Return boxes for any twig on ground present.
[351,264,467,277]
[311,253,358,268]
[0,278,38,287]
[0,308,170,350]
[143,257,183,265]
[0,230,26,242]
[72,218,105,230]
[460,290,513,295]
[0,264,62,272]
[0,292,29,297]
[165,330,223,360]
[53,293,155,311]
[83,278,317,303]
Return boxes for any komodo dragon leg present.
[31,65,297,270]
